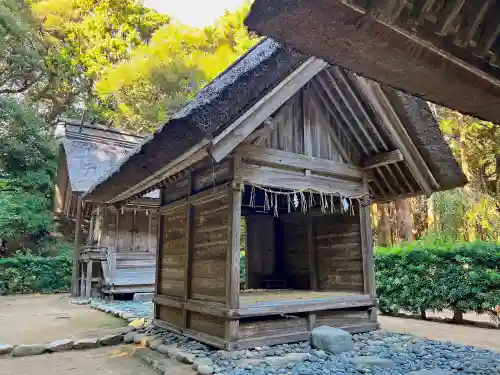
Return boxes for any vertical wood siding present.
[160,207,187,297]
[262,87,357,162]
[191,193,229,303]
[282,216,310,289]
[245,215,275,289]
[314,213,364,292]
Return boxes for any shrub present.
[0,250,72,295]
[240,251,246,284]
[375,241,500,320]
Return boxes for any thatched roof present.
[84,38,465,203]
[56,119,158,198]
[244,0,500,126]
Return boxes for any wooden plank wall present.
[163,177,189,205]
[314,212,364,292]
[193,159,232,194]
[282,215,310,289]
[191,193,229,303]
[117,211,134,252]
[239,316,308,340]
[133,211,155,252]
[262,92,304,154]
[160,207,187,298]
[245,215,275,289]
[262,87,357,162]
[101,209,116,252]
[189,312,225,338]
[316,310,370,327]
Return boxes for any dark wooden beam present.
[237,145,364,180]
[71,196,83,297]
[361,150,403,169]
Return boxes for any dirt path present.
[0,294,124,345]
[0,346,160,375]
[379,314,500,352]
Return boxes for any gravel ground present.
[92,300,500,375]
[91,300,153,320]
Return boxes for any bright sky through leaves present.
[143,0,244,27]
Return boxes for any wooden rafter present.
[309,82,389,196]
[323,68,406,195]
[354,77,438,193]
[361,150,404,169]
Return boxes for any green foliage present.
[25,0,169,121]
[0,0,46,95]
[240,251,246,284]
[431,188,500,241]
[0,250,71,294]
[0,97,56,241]
[375,241,500,316]
[95,1,259,131]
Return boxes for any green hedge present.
[375,241,500,318]
[0,252,72,295]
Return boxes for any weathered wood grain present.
[193,159,232,193]
[158,305,184,328]
[240,163,366,197]
[238,145,363,179]
[189,312,225,338]
[239,316,308,339]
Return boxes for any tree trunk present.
[427,195,435,232]
[396,199,412,242]
[378,204,391,247]
[411,196,427,239]
[452,309,464,323]
[420,308,427,320]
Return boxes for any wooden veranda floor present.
[239,289,359,305]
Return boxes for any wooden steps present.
[100,252,156,296]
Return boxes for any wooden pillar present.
[71,196,83,297]
[226,158,242,309]
[183,172,193,327]
[307,215,318,290]
[154,188,165,319]
[225,184,242,349]
[114,208,120,253]
[79,262,85,298]
[360,177,376,321]
[85,260,93,299]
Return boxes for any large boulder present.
[311,326,354,354]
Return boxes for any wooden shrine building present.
[54,119,159,298]
[83,38,465,349]
[245,0,500,126]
